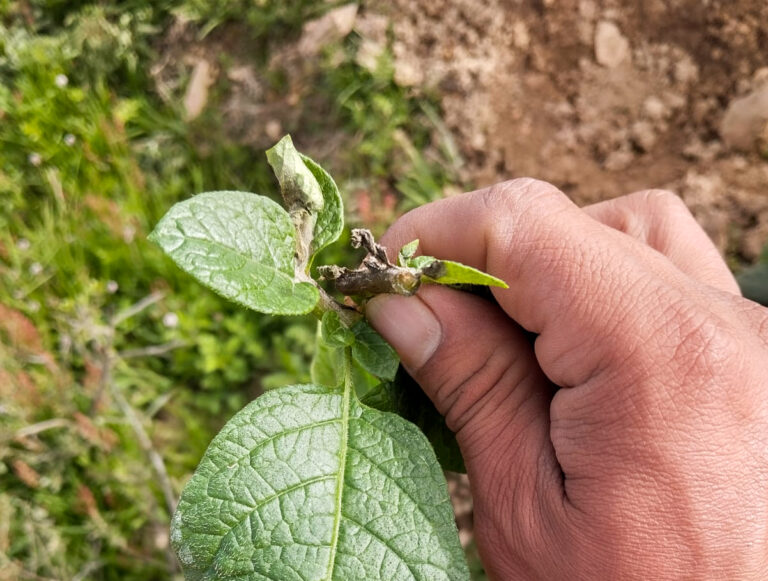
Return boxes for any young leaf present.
[171,384,469,580]
[301,153,344,255]
[321,311,355,348]
[361,369,466,474]
[406,255,508,288]
[266,135,324,213]
[351,320,400,381]
[149,191,319,315]
[398,239,420,267]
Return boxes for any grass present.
[0,1,471,579]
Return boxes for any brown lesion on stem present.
[318,229,424,298]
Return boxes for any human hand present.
[365,179,768,580]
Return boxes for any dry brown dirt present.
[379,0,768,261]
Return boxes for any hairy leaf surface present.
[171,384,469,580]
[362,369,466,474]
[320,311,355,348]
[149,191,318,314]
[301,154,344,255]
[266,135,324,212]
[351,320,400,381]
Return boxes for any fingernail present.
[365,294,442,370]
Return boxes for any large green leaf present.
[171,384,469,580]
[301,153,344,255]
[362,369,466,474]
[149,191,318,315]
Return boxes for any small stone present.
[393,57,424,87]
[631,120,657,152]
[163,312,179,329]
[594,21,630,68]
[54,74,68,88]
[298,4,358,58]
[642,96,668,121]
[265,120,282,142]
[512,20,530,50]
[673,58,699,84]
[183,59,215,120]
[603,147,634,171]
[721,84,768,152]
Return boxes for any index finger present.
[380,178,693,387]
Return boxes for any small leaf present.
[411,257,508,288]
[405,255,435,270]
[171,384,469,580]
[149,191,318,315]
[361,369,466,474]
[398,239,420,267]
[301,153,344,255]
[266,135,324,212]
[321,311,355,348]
[351,320,400,381]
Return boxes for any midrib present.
[324,367,351,580]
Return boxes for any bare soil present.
[380,0,768,260]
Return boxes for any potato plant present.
[150,136,507,580]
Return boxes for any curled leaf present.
[266,135,324,213]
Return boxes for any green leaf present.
[171,384,469,580]
[266,135,324,212]
[362,369,466,474]
[351,320,400,381]
[301,153,344,255]
[149,191,318,315]
[312,324,381,395]
[398,239,420,267]
[321,311,355,348]
[409,256,508,288]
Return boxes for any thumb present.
[365,285,561,504]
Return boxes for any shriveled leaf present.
[321,311,355,348]
[149,191,318,315]
[351,320,399,381]
[361,369,466,474]
[171,384,469,580]
[266,135,324,212]
[301,153,344,255]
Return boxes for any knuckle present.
[485,177,565,211]
[638,189,691,218]
[479,177,572,265]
